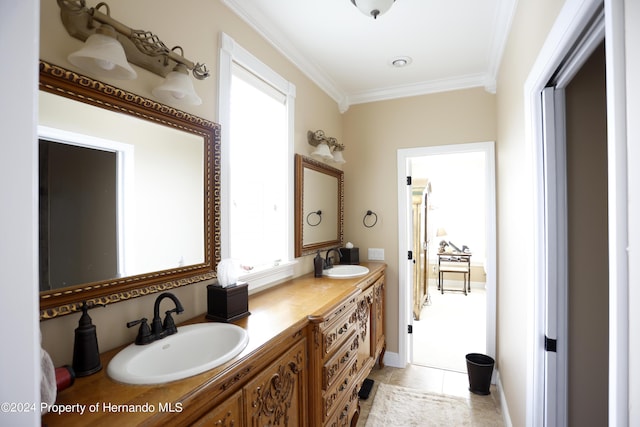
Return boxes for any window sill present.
[239,260,298,293]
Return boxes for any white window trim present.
[217,32,297,291]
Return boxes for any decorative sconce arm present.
[58,0,209,80]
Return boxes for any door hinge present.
[408,250,413,260]
[406,176,412,185]
[545,336,557,352]
[408,325,413,334]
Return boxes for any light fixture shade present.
[311,142,333,160]
[68,26,137,80]
[351,0,395,19]
[152,64,202,106]
[331,150,346,164]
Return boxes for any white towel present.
[40,342,56,414]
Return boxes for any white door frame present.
[38,125,136,278]
[397,141,497,368]
[524,0,629,425]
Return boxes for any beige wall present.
[495,0,565,425]
[39,0,343,365]
[342,88,497,356]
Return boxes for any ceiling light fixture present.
[350,0,396,19]
[58,0,209,100]
[390,56,412,68]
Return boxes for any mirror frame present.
[39,60,221,320]
[294,154,344,257]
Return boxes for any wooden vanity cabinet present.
[193,336,307,427]
[372,275,386,367]
[308,293,360,426]
[308,268,386,427]
[244,338,307,426]
[192,389,243,427]
[41,264,385,427]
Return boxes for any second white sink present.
[323,264,369,279]
[107,323,249,385]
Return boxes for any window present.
[218,33,296,290]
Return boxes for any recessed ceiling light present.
[390,56,412,68]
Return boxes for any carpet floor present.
[364,383,503,427]
[412,284,486,372]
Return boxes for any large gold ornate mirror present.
[294,154,344,257]
[38,61,220,320]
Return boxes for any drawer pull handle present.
[340,351,351,364]
[340,404,350,419]
[338,323,349,334]
[339,378,349,391]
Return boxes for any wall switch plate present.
[368,248,385,261]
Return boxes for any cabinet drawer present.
[321,310,358,357]
[323,333,359,390]
[322,358,359,423]
[324,377,360,427]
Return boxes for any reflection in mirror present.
[39,93,204,290]
[38,61,220,320]
[295,154,343,257]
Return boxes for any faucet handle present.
[127,317,153,345]
[162,309,180,336]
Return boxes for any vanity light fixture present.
[58,0,209,96]
[67,23,137,80]
[308,130,346,163]
[151,50,202,105]
[350,0,396,19]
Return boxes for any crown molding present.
[221,0,347,106]
[485,0,519,94]
[346,73,491,106]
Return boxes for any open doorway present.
[410,152,488,372]
[397,142,496,370]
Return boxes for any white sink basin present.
[323,264,369,279]
[107,323,249,385]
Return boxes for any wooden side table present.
[437,252,471,295]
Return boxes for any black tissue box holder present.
[339,247,360,265]
[206,282,251,322]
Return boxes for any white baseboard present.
[496,370,513,427]
[382,351,402,368]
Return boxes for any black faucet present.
[127,292,184,345]
[324,247,342,269]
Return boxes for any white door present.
[541,86,568,426]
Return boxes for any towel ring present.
[306,210,322,226]
[363,210,378,228]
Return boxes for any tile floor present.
[356,364,504,426]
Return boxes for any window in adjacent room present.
[219,33,296,290]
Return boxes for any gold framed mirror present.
[294,154,343,257]
[38,61,220,320]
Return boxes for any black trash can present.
[465,353,494,395]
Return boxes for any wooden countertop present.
[42,262,386,426]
